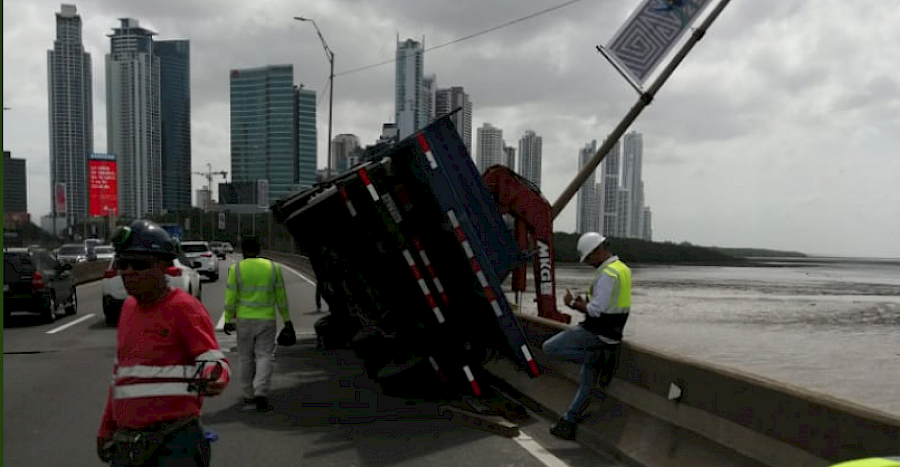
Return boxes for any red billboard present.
[89,154,118,216]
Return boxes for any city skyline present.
[5,1,900,257]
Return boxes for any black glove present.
[97,437,115,462]
[223,323,236,335]
[277,321,296,346]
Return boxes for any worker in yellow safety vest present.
[829,458,900,467]
[543,232,631,441]
[223,236,292,412]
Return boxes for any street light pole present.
[294,16,334,179]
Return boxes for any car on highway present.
[223,242,235,254]
[180,241,219,281]
[56,243,91,264]
[101,251,203,326]
[208,241,227,260]
[3,247,78,322]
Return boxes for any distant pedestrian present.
[223,236,292,412]
[543,232,631,441]
[97,220,229,466]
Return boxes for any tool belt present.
[111,417,198,466]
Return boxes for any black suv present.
[3,248,78,323]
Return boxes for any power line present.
[334,0,589,77]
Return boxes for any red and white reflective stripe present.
[417,134,438,169]
[428,356,447,382]
[357,167,380,201]
[462,365,481,396]
[447,209,503,317]
[521,345,540,376]
[339,187,357,216]
[113,382,195,399]
[411,238,450,306]
[402,250,446,324]
[116,364,196,379]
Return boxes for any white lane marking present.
[216,313,225,331]
[277,263,316,286]
[46,314,96,334]
[513,432,572,467]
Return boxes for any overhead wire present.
[333,0,589,78]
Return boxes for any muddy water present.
[506,257,900,417]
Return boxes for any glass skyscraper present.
[295,86,317,191]
[231,65,317,203]
[48,4,92,223]
[155,40,191,212]
[106,18,161,218]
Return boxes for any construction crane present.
[192,162,228,212]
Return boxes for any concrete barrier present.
[487,314,900,467]
[258,251,900,466]
[73,260,111,285]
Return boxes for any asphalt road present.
[3,255,618,467]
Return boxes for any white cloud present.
[3,0,899,257]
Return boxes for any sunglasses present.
[115,258,156,271]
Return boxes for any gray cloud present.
[4,0,899,257]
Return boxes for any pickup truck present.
[273,116,541,396]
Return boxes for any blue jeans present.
[542,326,608,422]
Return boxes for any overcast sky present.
[3,0,899,257]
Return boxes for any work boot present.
[549,418,577,440]
[254,396,273,412]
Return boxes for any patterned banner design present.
[607,0,714,86]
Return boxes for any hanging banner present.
[55,182,67,215]
[88,153,119,216]
[607,0,715,86]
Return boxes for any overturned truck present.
[272,116,544,396]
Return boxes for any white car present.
[180,241,220,282]
[223,242,234,254]
[94,246,116,262]
[101,253,202,326]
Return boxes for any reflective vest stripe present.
[196,350,225,361]
[116,365,196,379]
[113,382,195,399]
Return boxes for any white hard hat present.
[577,232,607,262]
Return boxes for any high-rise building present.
[642,207,653,241]
[155,40,191,212]
[48,4,93,223]
[518,130,542,189]
[597,132,652,240]
[576,140,601,234]
[622,131,644,237]
[435,87,473,153]
[3,151,27,215]
[476,123,503,173]
[106,18,161,218]
[422,74,437,125]
[196,186,211,211]
[503,144,516,171]
[395,39,424,139]
[295,86,317,191]
[600,141,621,237]
[230,65,299,203]
[331,134,360,173]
